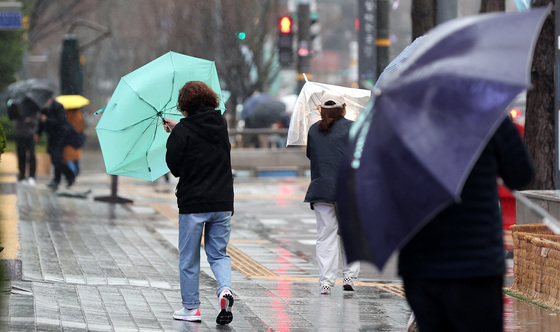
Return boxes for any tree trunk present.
[525,0,556,189]
[479,0,505,12]
[411,0,437,39]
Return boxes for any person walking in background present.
[14,98,41,185]
[305,94,360,295]
[163,81,235,325]
[63,105,86,179]
[398,116,534,332]
[0,122,6,158]
[39,97,75,190]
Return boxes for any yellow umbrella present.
[56,95,90,109]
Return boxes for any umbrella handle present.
[162,118,177,133]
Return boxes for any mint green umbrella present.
[96,51,225,181]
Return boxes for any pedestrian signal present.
[278,16,294,67]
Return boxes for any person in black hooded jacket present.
[163,81,234,325]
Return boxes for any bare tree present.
[25,0,281,129]
[27,0,96,46]
[524,0,556,189]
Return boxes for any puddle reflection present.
[271,280,292,331]
[504,295,560,331]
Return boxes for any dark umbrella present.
[336,7,550,270]
[246,99,286,128]
[7,79,54,109]
[241,93,270,121]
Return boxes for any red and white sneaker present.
[173,307,201,322]
[216,289,234,325]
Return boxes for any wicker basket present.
[510,224,560,311]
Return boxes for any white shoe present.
[173,307,201,322]
[320,284,331,295]
[27,177,36,186]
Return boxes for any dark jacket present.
[39,100,71,153]
[305,117,353,206]
[398,117,534,279]
[165,107,234,214]
[15,98,41,138]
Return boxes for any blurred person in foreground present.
[14,98,41,185]
[163,81,235,325]
[39,97,75,190]
[398,115,534,332]
[305,95,360,295]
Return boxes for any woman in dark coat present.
[398,116,534,331]
[305,94,360,295]
[39,98,75,190]
[163,81,234,325]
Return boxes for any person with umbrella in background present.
[39,97,76,190]
[7,79,54,185]
[305,94,360,295]
[13,98,41,185]
[162,81,235,325]
[57,95,89,180]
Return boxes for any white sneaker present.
[320,284,331,295]
[173,307,201,322]
[216,289,234,325]
[27,177,36,186]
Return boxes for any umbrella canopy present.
[7,78,54,109]
[241,93,270,120]
[95,51,225,181]
[287,81,370,146]
[336,7,550,270]
[56,95,90,109]
[245,99,286,128]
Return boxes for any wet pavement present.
[1,150,560,331]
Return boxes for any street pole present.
[357,0,376,89]
[436,0,457,24]
[297,1,311,93]
[376,0,390,80]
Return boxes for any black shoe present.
[47,181,59,191]
[66,177,75,188]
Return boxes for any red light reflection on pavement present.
[270,280,292,332]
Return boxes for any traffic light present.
[278,15,294,67]
[236,32,246,40]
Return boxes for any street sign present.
[0,2,22,30]
[0,10,22,29]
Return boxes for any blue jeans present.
[179,211,233,309]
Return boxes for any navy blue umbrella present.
[337,7,550,270]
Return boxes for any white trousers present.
[314,203,360,286]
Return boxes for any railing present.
[229,128,290,149]
[228,129,308,176]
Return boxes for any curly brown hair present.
[177,81,219,115]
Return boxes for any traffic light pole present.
[376,0,389,79]
[297,2,311,92]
